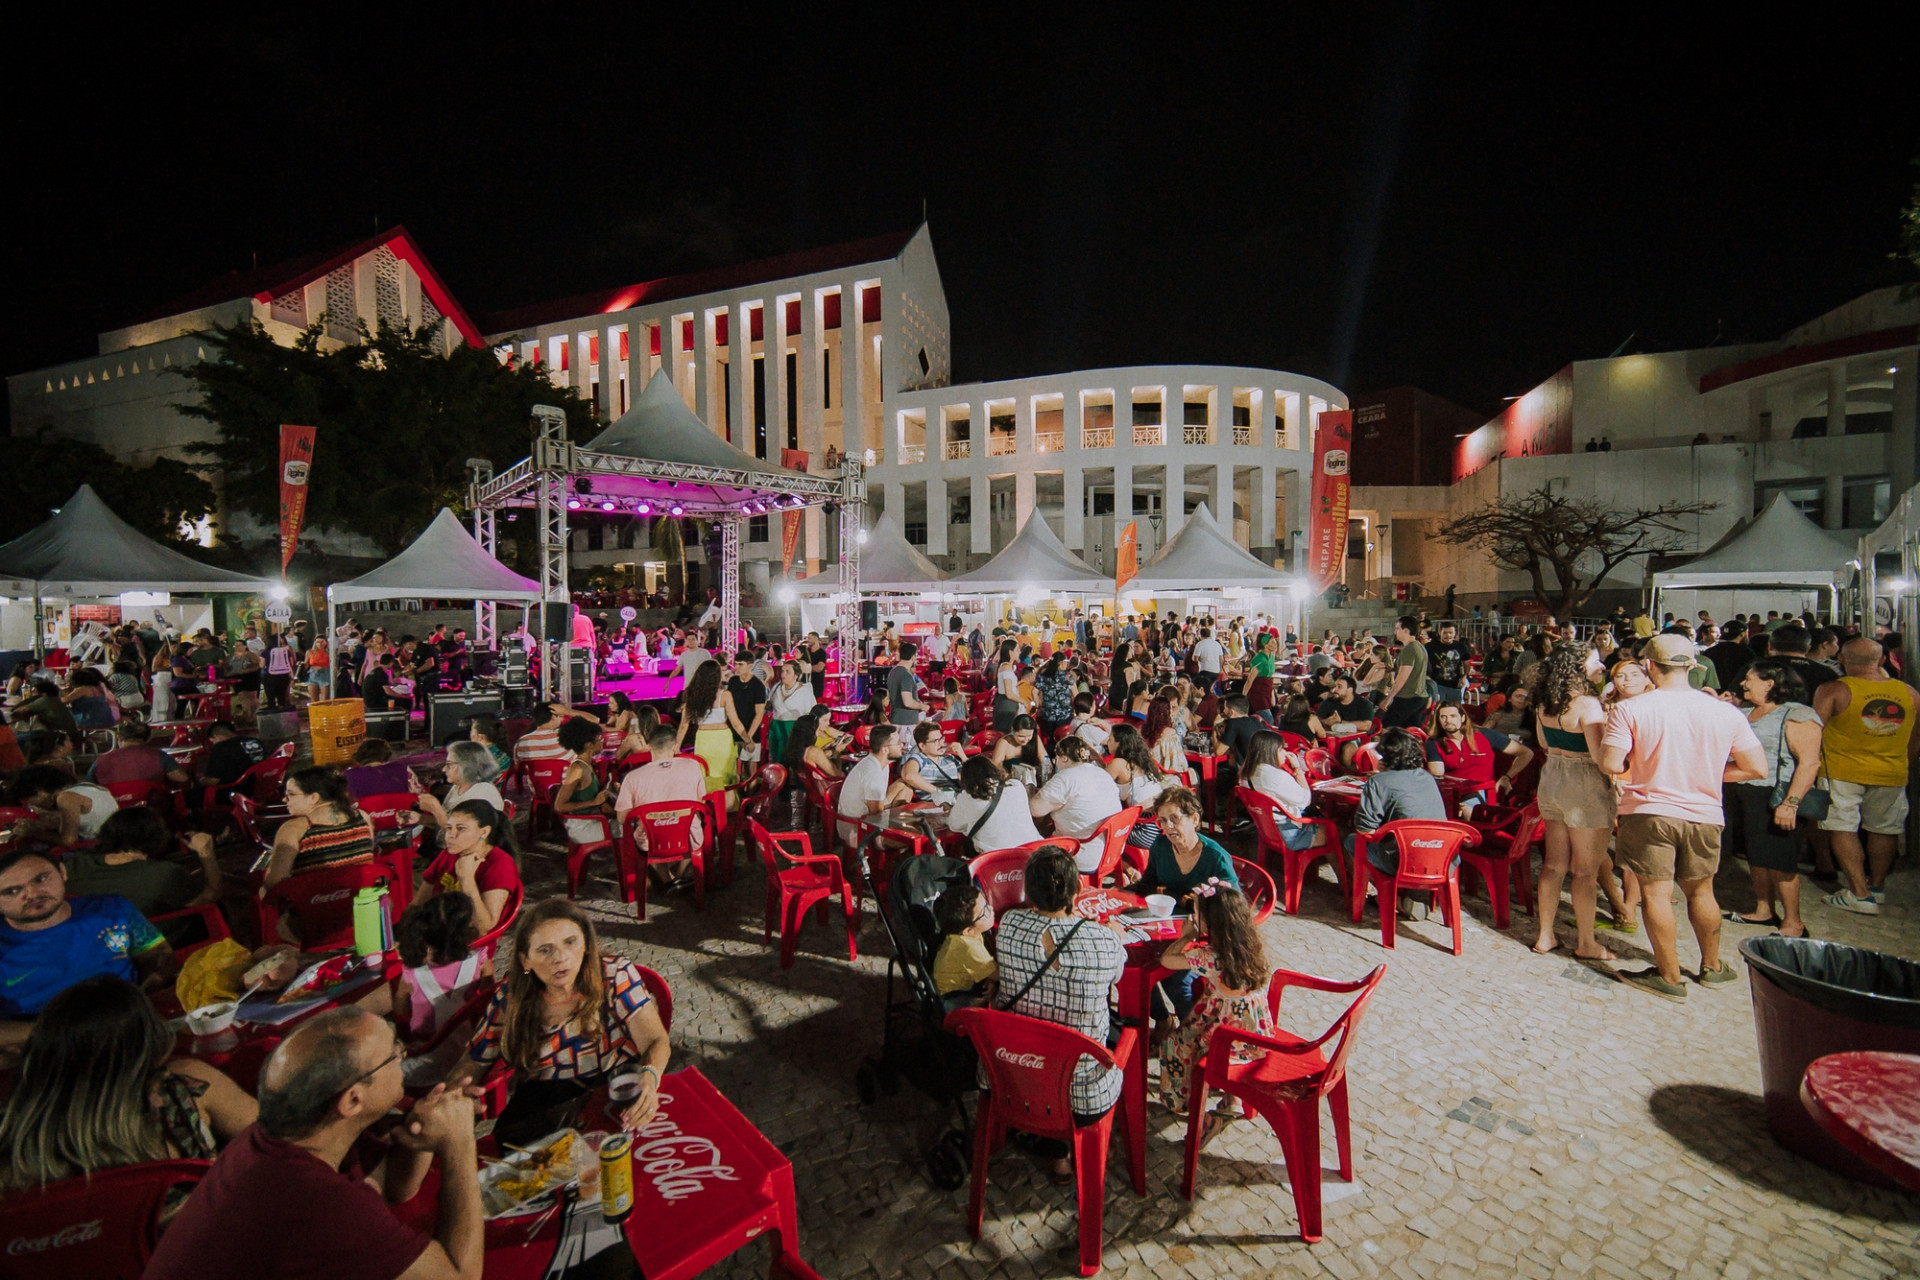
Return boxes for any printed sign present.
[780,448,810,572]
[1115,521,1138,594]
[1308,409,1354,593]
[279,424,317,571]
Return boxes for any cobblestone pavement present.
[519,811,1920,1280]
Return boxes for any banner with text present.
[1115,521,1139,594]
[1307,409,1353,593]
[780,448,809,573]
[278,424,317,571]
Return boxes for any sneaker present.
[1871,887,1887,906]
[1617,967,1688,1002]
[1697,961,1739,986]
[1825,888,1881,915]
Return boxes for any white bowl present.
[1145,894,1177,920]
[186,1001,238,1036]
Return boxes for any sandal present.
[1728,911,1781,927]
[1198,1110,1237,1151]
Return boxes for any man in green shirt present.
[1378,616,1432,729]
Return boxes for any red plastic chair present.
[1236,786,1343,915]
[1300,748,1336,782]
[967,729,1002,756]
[1458,803,1543,929]
[938,719,967,744]
[1349,819,1481,955]
[522,758,570,836]
[968,847,1031,914]
[850,724,874,751]
[751,819,857,969]
[104,778,178,815]
[725,764,788,880]
[228,792,286,854]
[0,1158,211,1279]
[258,860,395,950]
[562,811,621,901]
[1231,856,1278,923]
[1278,731,1314,755]
[1179,964,1388,1243]
[620,801,711,920]
[946,1006,1144,1277]
[149,899,231,960]
[1083,805,1144,886]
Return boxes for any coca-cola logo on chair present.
[994,1047,1046,1070]
[8,1218,104,1255]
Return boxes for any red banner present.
[1307,409,1353,593]
[278,424,317,571]
[1115,521,1139,594]
[779,448,809,572]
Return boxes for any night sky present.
[6,10,1916,427]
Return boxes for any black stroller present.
[854,846,979,1190]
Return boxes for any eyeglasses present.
[346,1042,405,1090]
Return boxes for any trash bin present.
[1739,936,1920,1186]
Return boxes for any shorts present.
[1537,755,1617,830]
[1725,782,1800,874]
[1380,697,1430,730]
[1615,813,1722,883]
[1818,779,1910,836]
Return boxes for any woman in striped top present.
[260,766,377,889]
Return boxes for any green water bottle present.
[352,886,387,956]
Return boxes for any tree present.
[1435,486,1718,617]
[176,318,597,554]
[1897,157,1920,295]
[0,430,216,545]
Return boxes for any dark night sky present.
[5,9,1916,426]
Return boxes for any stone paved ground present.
[515,806,1920,1280]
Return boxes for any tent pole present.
[31,585,43,660]
[324,588,336,684]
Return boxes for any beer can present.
[599,1132,635,1222]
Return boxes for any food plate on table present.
[479,1129,603,1219]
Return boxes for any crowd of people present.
[0,592,1909,1273]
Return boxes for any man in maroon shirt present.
[86,719,189,788]
[147,1007,484,1280]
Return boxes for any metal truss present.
[835,459,866,689]
[465,458,496,650]
[531,407,571,700]
[719,516,742,650]
[472,451,839,513]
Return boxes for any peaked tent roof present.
[792,510,945,595]
[943,512,1112,593]
[1129,504,1297,591]
[1651,492,1855,590]
[479,228,919,334]
[329,508,541,604]
[579,370,816,507]
[0,485,277,596]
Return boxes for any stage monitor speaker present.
[362,709,411,743]
[860,600,878,630]
[468,648,500,679]
[429,690,505,747]
[543,602,574,639]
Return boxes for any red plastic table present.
[1190,750,1231,832]
[1073,887,1180,1200]
[1800,1051,1920,1194]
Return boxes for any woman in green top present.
[1242,632,1278,714]
[1120,785,1240,1022]
[553,715,615,844]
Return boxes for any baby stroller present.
[855,847,979,1190]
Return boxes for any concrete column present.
[1064,466,1085,551]
[1015,392,1034,454]
[926,477,949,557]
[1015,470,1037,531]
[1282,469,1307,571]
[766,302,787,459]
[970,472,992,556]
[841,286,864,459]
[726,306,748,450]
[1164,461,1185,542]
[693,315,712,425]
[797,303,823,569]
[1251,463,1276,555]
[599,326,619,422]
[1891,349,1918,499]
[1827,364,1847,438]
[1823,474,1846,531]
[1212,463,1233,530]
[1378,520,1395,578]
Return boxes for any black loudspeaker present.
[430,691,504,747]
[363,709,411,743]
[860,600,879,630]
[543,602,574,639]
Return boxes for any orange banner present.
[1115,521,1138,594]
[779,449,809,573]
[278,425,317,572]
[1307,410,1352,593]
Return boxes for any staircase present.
[1304,600,1403,642]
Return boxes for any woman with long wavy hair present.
[677,658,738,788]
[1525,647,1618,959]
[0,975,255,1195]
[1142,694,1189,778]
[449,898,670,1145]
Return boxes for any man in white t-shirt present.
[1068,694,1112,752]
[1031,736,1124,874]
[1191,628,1224,678]
[675,643,713,684]
[838,724,909,846]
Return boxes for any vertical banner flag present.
[1307,409,1353,593]
[779,449,809,573]
[278,425,317,572]
[1115,521,1139,595]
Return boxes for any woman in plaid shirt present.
[992,844,1129,1180]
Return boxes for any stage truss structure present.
[469,405,862,699]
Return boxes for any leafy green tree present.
[176,318,596,554]
[0,431,216,545]
[1897,157,1920,295]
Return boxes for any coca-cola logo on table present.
[8,1219,103,1255]
[630,1091,742,1202]
[994,1047,1047,1070]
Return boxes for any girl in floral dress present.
[1157,880,1274,1145]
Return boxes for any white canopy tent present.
[1129,503,1298,591]
[0,484,277,655]
[1650,492,1854,619]
[791,510,945,595]
[326,507,541,641]
[943,511,1112,595]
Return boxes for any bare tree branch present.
[1436,486,1718,616]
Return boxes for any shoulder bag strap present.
[997,917,1088,1011]
[967,780,1009,840]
